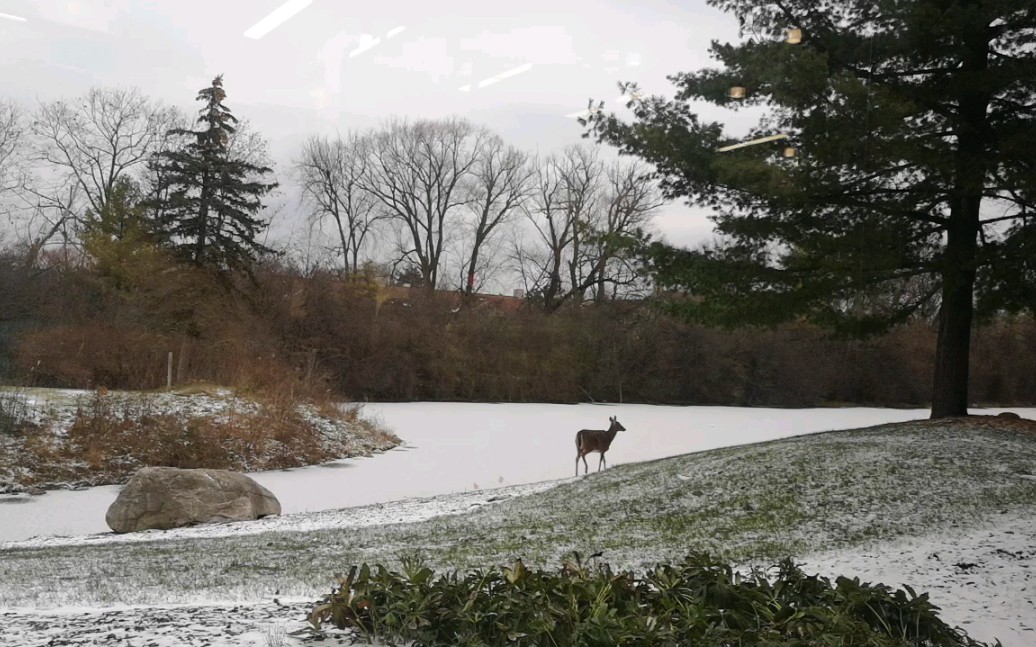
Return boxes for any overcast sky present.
[0,0,758,250]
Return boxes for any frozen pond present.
[2,403,1030,543]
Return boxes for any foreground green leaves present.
[310,553,989,646]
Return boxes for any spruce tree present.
[152,75,278,272]
[584,0,1036,418]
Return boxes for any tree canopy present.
[151,75,278,273]
[584,0,1036,418]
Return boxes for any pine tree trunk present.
[931,261,974,418]
[196,172,210,264]
[931,20,989,419]
[931,166,981,419]
[932,152,983,418]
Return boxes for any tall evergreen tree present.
[584,0,1036,418]
[152,75,278,272]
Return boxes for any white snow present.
[1,403,952,543]
[1,402,1035,646]
[802,513,1036,647]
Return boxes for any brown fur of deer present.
[575,416,626,476]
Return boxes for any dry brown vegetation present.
[0,388,399,492]
[2,251,1035,409]
[281,278,1036,407]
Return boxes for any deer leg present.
[598,452,606,472]
[580,453,589,475]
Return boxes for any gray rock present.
[106,466,280,533]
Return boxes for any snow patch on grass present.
[2,407,1035,645]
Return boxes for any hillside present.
[1,416,1034,644]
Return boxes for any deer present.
[575,416,626,476]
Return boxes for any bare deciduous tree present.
[521,146,602,309]
[30,87,179,215]
[520,152,576,309]
[460,134,533,295]
[588,161,664,301]
[520,146,662,309]
[560,146,604,302]
[294,133,383,275]
[17,184,83,268]
[16,88,178,265]
[0,99,23,196]
[141,109,190,229]
[361,117,488,290]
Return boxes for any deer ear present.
[610,416,615,422]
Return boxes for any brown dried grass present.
[3,388,398,490]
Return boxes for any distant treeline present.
[2,254,1033,408]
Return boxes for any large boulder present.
[106,466,281,533]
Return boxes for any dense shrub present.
[4,250,1036,407]
[15,322,175,388]
[309,553,987,646]
[969,315,1036,404]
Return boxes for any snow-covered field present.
[1,402,1035,646]
[2,402,940,542]
[804,514,1036,645]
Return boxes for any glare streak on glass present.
[468,63,533,91]
[565,106,600,119]
[243,0,313,39]
[0,12,28,22]
[716,133,790,152]
[346,26,403,59]
[349,35,381,58]
[495,63,533,80]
